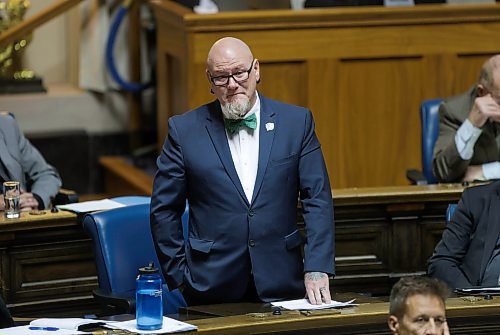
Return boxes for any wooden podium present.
[150,1,500,189]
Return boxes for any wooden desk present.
[179,296,500,335]
[0,184,466,316]
[0,210,98,317]
[323,183,465,294]
[100,178,466,295]
[150,1,500,188]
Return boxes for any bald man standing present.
[151,37,335,305]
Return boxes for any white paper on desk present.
[30,318,108,330]
[457,287,500,293]
[107,316,197,334]
[57,199,125,213]
[271,298,357,310]
[0,325,86,335]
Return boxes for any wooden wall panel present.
[258,62,307,107]
[333,57,422,188]
[307,59,339,185]
[151,1,500,188]
[455,54,496,93]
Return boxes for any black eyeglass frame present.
[208,59,256,87]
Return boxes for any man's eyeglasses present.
[209,59,255,87]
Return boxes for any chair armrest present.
[92,288,135,314]
[406,169,428,185]
[53,188,79,205]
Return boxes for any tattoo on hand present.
[305,272,326,281]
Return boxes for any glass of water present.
[3,181,20,219]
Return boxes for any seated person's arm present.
[17,131,62,210]
[428,190,476,288]
[434,94,500,182]
[461,94,500,182]
[433,103,477,182]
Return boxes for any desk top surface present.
[183,296,500,334]
[0,209,77,231]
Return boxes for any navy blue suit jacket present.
[428,181,500,288]
[151,95,335,303]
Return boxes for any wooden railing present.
[0,0,84,49]
[0,0,145,147]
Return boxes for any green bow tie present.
[223,113,257,135]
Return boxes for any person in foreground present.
[428,181,500,289]
[150,37,335,305]
[433,54,500,183]
[0,112,62,210]
[388,276,450,335]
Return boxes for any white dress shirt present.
[455,119,500,179]
[226,94,260,203]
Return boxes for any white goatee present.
[221,98,251,120]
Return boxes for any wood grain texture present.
[182,296,500,335]
[151,3,500,188]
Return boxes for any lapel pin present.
[265,122,274,131]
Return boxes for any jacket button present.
[249,210,255,217]
[249,240,255,247]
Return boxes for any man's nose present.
[227,75,239,89]
[424,319,438,335]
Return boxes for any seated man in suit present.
[433,54,500,183]
[0,112,62,210]
[151,37,335,306]
[388,276,450,335]
[428,181,500,288]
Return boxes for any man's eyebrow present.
[212,65,247,75]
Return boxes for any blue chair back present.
[82,200,187,314]
[420,98,443,184]
[112,196,151,206]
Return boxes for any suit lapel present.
[251,97,275,203]
[205,102,249,206]
[479,189,500,281]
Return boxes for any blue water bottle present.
[136,262,163,330]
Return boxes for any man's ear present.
[254,59,260,84]
[388,315,400,334]
[477,84,488,97]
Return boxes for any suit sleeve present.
[299,110,335,276]
[150,117,187,290]
[428,189,475,288]
[432,102,471,182]
[14,120,61,208]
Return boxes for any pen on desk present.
[29,326,60,331]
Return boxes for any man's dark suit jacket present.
[0,296,13,329]
[428,181,500,288]
[432,86,500,182]
[151,95,335,304]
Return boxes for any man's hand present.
[468,94,500,128]
[304,272,331,305]
[19,192,39,211]
[462,165,485,182]
[0,196,4,211]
